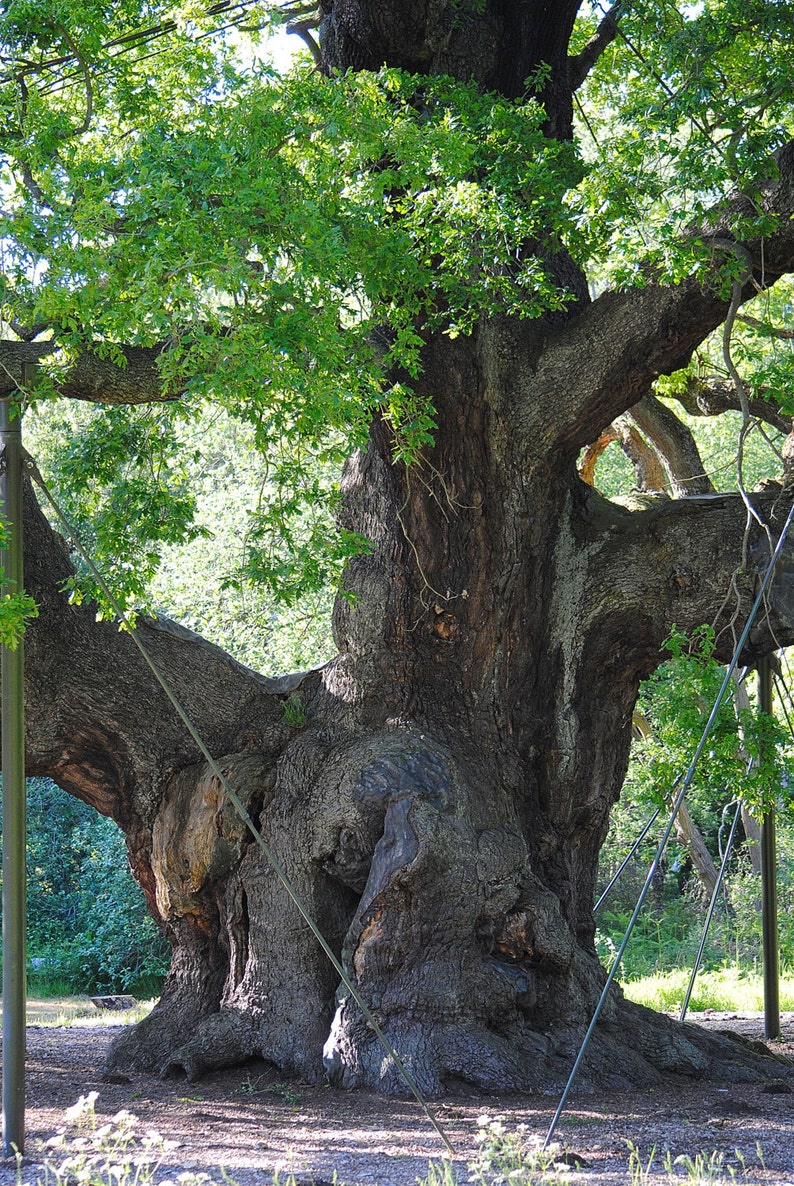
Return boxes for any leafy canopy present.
[2,0,794,613]
[1,1,584,608]
[572,0,794,285]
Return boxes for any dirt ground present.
[2,1012,794,1186]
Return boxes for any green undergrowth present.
[621,966,794,1013]
[27,967,166,1001]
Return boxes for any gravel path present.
[1,1013,793,1185]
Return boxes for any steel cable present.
[544,494,794,1149]
[25,457,456,1157]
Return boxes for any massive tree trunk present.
[15,0,794,1097]
[22,323,794,1095]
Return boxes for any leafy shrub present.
[1,777,169,996]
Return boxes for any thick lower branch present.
[21,481,301,827]
[585,484,794,667]
[0,340,175,404]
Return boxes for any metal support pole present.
[679,800,742,1022]
[593,807,661,916]
[1,396,26,1157]
[758,654,780,1041]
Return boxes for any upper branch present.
[513,140,794,456]
[568,1,625,92]
[628,394,714,497]
[673,378,792,435]
[287,17,323,67]
[54,23,93,138]
[579,419,668,491]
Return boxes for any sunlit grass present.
[65,998,157,1027]
[0,996,158,1027]
[621,966,794,1013]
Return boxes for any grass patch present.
[621,966,794,1012]
[0,996,157,1027]
[64,998,157,1027]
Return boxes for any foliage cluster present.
[0,777,169,995]
[25,401,335,674]
[596,631,794,982]
[0,561,38,647]
[633,626,790,819]
[1,2,587,613]
[5,0,794,617]
[573,0,794,285]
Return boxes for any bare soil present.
[2,1013,794,1185]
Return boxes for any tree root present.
[159,1010,260,1082]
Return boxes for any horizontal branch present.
[674,379,792,435]
[0,340,175,404]
[587,485,794,669]
[8,318,49,342]
[736,312,794,340]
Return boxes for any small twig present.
[709,239,773,576]
[736,312,794,340]
[286,19,322,68]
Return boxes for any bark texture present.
[674,802,719,899]
[0,341,173,404]
[15,1,794,1100]
[318,0,581,135]
[21,349,794,1097]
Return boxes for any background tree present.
[3,0,794,1094]
[3,777,171,996]
[594,627,794,982]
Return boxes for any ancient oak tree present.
[4,0,794,1092]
